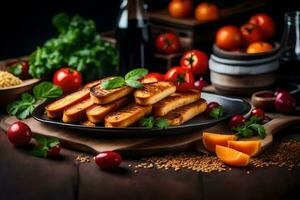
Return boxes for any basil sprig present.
[100,68,148,90]
[7,82,62,119]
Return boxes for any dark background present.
[0,0,298,59]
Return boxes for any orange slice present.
[228,140,261,157]
[216,145,250,167]
[202,132,237,152]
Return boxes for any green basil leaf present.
[7,100,35,120]
[139,117,155,128]
[249,124,266,139]
[125,79,144,89]
[21,93,36,104]
[155,118,169,129]
[100,77,125,89]
[47,137,60,148]
[35,135,48,146]
[31,146,48,158]
[7,64,22,76]
[125,68,148,81]
[33,81,62,100]
[237,127,254,138]
[209,106,224,120]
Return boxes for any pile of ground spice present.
[132,139,300,173]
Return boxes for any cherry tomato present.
[240,23,264,45]
[141,72,165,84]
[206,102,224,119]
[164,67,195,92]
[216,25,243,51]
[206,102,220,113]
[180,49,209,76]
[246,42,273,54]
[194,79,208,91]
[195,2,219,22]
[250,108,265,122]
[229,115,246,129]
[95,151,122,170]
[155,33,181,54]
[168,0,193,18]
[47,144,62,158]
[7,60,30,80]
[7,122,32,146]
[275,91,296,113]
[249,13,276,39]
[53,68,82,94]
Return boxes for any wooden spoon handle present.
[263,116,300,136]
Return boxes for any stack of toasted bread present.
[45,77,207,128]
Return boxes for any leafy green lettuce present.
[29,13,118,82]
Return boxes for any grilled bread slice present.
[104,103,152,128]
[62,98,95,123]
[86,96,129,123]
[152,91,201,116]
[164,98,207,126]
[134,82,176,105]
[46,89,90,119]
[90,78,133,105]
[80,120,96,127]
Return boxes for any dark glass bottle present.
[116,0,152,75]
[279,11,300,83]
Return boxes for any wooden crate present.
[148,1,267,51]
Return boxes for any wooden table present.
[0,126,299,200]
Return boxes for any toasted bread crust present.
[152,91,201,116]
[104,103,152,128]
[62,98,95,123]
[90,81,133,105]
[86,97,129,123]
[165,98,207,126]
[134,82,176,105]
[46,89,90,119]
[80,120,96,127]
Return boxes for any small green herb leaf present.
[7,93,35,119]
[139,116,155,128]
[125,79,144,89]
[31,136,61,158]
[209,106,224,119]
[100,77,125,90]
[125,68,148,81]
[249,124,266,139]
[155,118,169,129]
[7,64,22,76]
[33,81,62,100]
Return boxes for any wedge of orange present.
[216,145,250,167]
[228,140,261,157]
[202,132,237,152]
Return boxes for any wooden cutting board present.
[0,116,207,155]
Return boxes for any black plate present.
[32,92,251,138]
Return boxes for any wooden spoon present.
[253,115,300,156]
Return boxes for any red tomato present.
[95,151,122,170]
[216,25,243,51]
[168,0,193,18]
[195,2,219,22]
[180,49,209,76]
[250,108,265,122]
[155,33,181,54]
[194,79,208,91]
[142,72,165,83]
[165,67,195,92]
[47,144,62,158]
[53,68,82,94]
[240,23,264,45]
[229,115,246,130]
[249,13,276,39]
[7,122,32,146]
